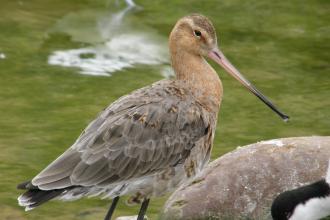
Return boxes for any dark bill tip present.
[251,85,290,122]
[208,49,290,122]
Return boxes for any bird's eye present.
[194,30,202,37]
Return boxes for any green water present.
[0,0,329,219]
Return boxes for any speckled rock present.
[162,136,330,220]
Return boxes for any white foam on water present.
[48,33,168,76]
[122,0,136,7]
[0,53,6,59]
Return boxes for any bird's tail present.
[17,180,65,211]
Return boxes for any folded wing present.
[31,80,210,190]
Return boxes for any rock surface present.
[162,136,330,220]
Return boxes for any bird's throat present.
[171,50,223,111]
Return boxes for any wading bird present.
[271,160,330,220]
[17,14,289,220]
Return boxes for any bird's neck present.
[170,48,223,111]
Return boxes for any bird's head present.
[169,14,217,57]
[169,14,289,121]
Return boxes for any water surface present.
[0,0,329,219]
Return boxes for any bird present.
[271,160,330,220]
[17,14,289,220]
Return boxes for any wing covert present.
[32,80,211,190]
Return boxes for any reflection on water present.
[48,0,172,77]
[0,53,6,59]
[49,34,168,76]
[99,0,139,41]
[119,0,137,7]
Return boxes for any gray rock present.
[162,136,330,220]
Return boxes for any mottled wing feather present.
[32,80,210,190]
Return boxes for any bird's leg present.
[136,198,150,220]
[104,196,120,220]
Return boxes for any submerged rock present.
[162,136,330,220]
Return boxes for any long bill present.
[208,48,289,121]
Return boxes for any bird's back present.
[271,160,330,220]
